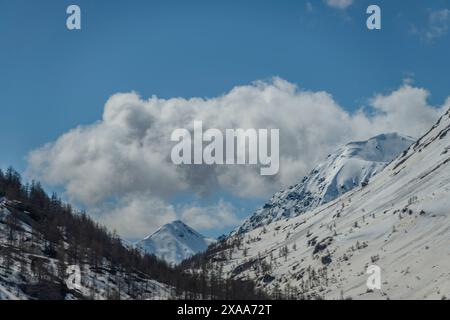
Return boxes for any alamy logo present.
[66,265,82,291]
[66,5,81,30]
[171,121,280,175]
[366,265,381,290]
[366,5,381,30]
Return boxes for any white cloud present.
[26,78,449,238]
[324,0,353,10]
[180,200,242,231]
[94,195,178,239]
[92,195,240,239]
[368,85,445,136]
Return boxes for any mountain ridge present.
[238,132,415,233]
[187,109,450,299]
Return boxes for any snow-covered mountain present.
[238,133,415,233]
[197,109,450,299]
[136,220,215,265]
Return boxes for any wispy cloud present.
[324,0,353,10]
[411,8,450,42]
[305,2,314,13]
[426,9,450,40]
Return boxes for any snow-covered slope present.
[204,110,450,300]
[136,220,215,265]
[239,133,414,233]
[0,199,172,300]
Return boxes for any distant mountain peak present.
[136,220,215,265]
[144,220,194,239]
[238,132,415,233]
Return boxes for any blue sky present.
[1,0,450,238]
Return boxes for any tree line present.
[0,167,268,300]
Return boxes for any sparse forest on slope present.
[0,168,266,300]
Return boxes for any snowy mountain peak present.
[340,133,415,162]
[144,220,196,240]
[136,220,215,265]
[201,109,450,300]
[238,133,415,233]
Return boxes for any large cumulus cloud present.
[26,78,449,237]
